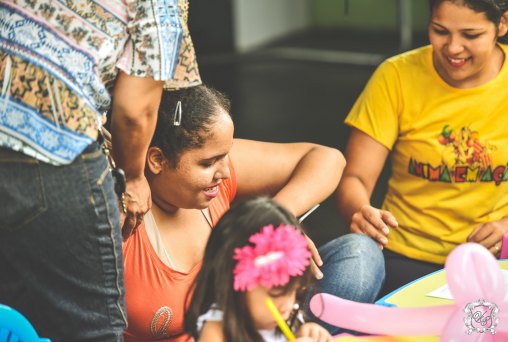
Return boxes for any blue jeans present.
[306,234,385,335]
[0,143,127,341]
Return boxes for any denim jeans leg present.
[305,234,385,335]
[0,144,127,342]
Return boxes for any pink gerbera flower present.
[233,224,311,292]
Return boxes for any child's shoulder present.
[199,320,224,342]
[196,304,224,340]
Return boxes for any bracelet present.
[120,193,127,214]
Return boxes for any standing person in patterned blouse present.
[0,0,200,341]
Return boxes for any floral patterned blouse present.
[0,0,201,165]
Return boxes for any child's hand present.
[295,322,333,342]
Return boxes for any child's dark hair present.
[429,0,508,43]
[184,197,313,342]
[151,84,231,167]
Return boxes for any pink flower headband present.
[233,224,311,292]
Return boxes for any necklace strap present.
[201,208,213,229]
[144,210,177,269]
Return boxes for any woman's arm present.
[335,128,397,248]
[111,71,163,238]
[231,139,345,217]
[230,138,344,279]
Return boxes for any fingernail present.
[380,237,388,244]
[383,227,389,235]
[318,260,323,266]
[317,272,323,279]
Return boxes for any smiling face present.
[148,108,234,212]
[429,1,508,88]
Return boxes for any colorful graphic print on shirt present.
[408,125,507,186]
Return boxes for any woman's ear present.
[146,147,166,175]
[498,11,508,37]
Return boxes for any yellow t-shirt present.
[345,44,508,264]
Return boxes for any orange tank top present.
[123,162,236,341]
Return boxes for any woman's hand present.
[295,322,333,342]
[350,204,398,249]
[467,217,508,258]
[121,176,152,240]
[305,235,324,280]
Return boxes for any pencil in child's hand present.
[264,297,295,341]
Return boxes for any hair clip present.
[173,100,182,126]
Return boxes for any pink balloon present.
[310,293,455,336]
[441,243,507,341]
[445,243,504,305]
[309,243,507,340]
[440,308,508,342]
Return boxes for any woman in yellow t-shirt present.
[336,0,508,296]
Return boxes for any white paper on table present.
[426,269,508,300]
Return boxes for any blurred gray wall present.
[233,0,311,52]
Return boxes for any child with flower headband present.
[185,197,332,342]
